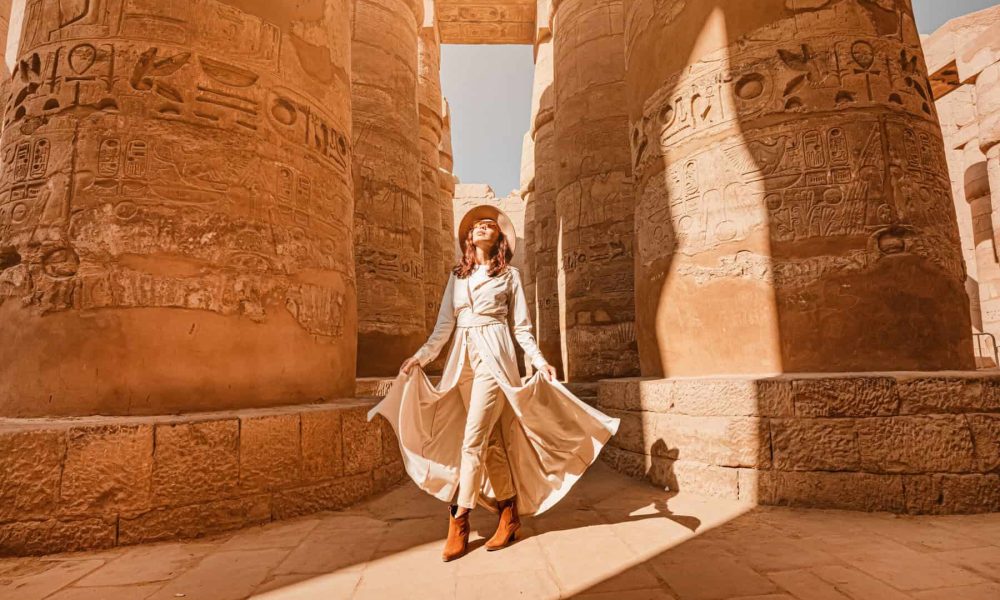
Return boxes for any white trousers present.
[454,331,517,509]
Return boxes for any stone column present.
[352,0,426,376]
[530,33,563,375]
[551,0,638,380]
[418,21,444,334]
[625,0,973,375]
[439,98,457,267]
[0,0,356,417]
[0,0,12,124]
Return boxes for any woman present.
[367,205,620,562]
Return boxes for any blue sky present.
[441,0,1000,194]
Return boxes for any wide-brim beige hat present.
[458,204,517,257]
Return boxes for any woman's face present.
[471,219,500,249]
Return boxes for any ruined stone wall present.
[625,0,973,376]
[0,0,357,417]
[551,0,639,381]
[352,0,426,377]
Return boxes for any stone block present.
[792,377,898,418]
[60,423,154,515]
[668,460,740,500]
[377,414,401,465]
[770,418,860,471]
[272,474,375,520]
[968,414,1000,472]
[756,379,796,417]
[904,474,1000,514]
[600,445,648,480]
[978,378,1000,412]
[897,376,989,414]
[669,378,763,417]
[759,471,906,512]
[857,416,975,473]
[652,414,771,468]
[119,495,271,546]
[373,460,406,491]
[301,410,343,482]
[606,409,647,455]
[0,428,65,521]
[597,378,642,411]
[0,516,117,556]
[239,414,301,491]
[342,407,382,475]
[152,419,239,506]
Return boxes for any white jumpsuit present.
[367,265,620,515]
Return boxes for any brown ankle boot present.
[485,496,521,551]
[442,505,471,562]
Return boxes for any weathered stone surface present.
[597,378,643,411]
[968,414,1000,472]
[667,461,740,500]
[0,0,358,417]
[792,377,899,418]
[904,474,1000,514]
[300,410,343,482]
[605,409,646,455]
[377,415,401,465]
[0,516,116,556]
[652,414,771,469]
[759,471,907,513]
[857,416,976,473]
[418,21,446,346]
[353,0,426,377]
[771,418,860,472]
[897,376,992,414]
[61,424,153,515]
[152,419,239,506]
[373,460,406,491]
[0,428,64,521]
[119,496,271,546]
[627,0,973,377]
[342,407,382,475]
[272,474,375,520]
[669,379,766,417]
[599,445,648,481]
[239,414,301,491]
[552,0,638,381]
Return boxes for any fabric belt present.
[456,310,506,328]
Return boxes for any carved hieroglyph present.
[352,0,426,376]
[552,0,639,380]
[527,34,563,374]
[0,0,356,417]
[625,0,974,376]
[437,0,536,44]
[418,24,445,336]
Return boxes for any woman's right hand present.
[400,357,421,375]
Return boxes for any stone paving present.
[1,462,999,600]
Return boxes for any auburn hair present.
[453,219,512,279]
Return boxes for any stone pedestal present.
[599,374,1000,514]
[0,400,404,556]
[551,0,638,380]
[0,0,356,417]
[352,0,426,376]
[625,0,973,377]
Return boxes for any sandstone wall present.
[0,0,357,417]
[625,0,974,376]
[352,0,426,377]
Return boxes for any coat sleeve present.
[508,268,550,371]
[411,273,457,367]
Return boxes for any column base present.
[0,400,405,556]
[598,372,1000,514]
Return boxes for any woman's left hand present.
[539,364,558,382]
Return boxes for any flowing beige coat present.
[367,266,620,516]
